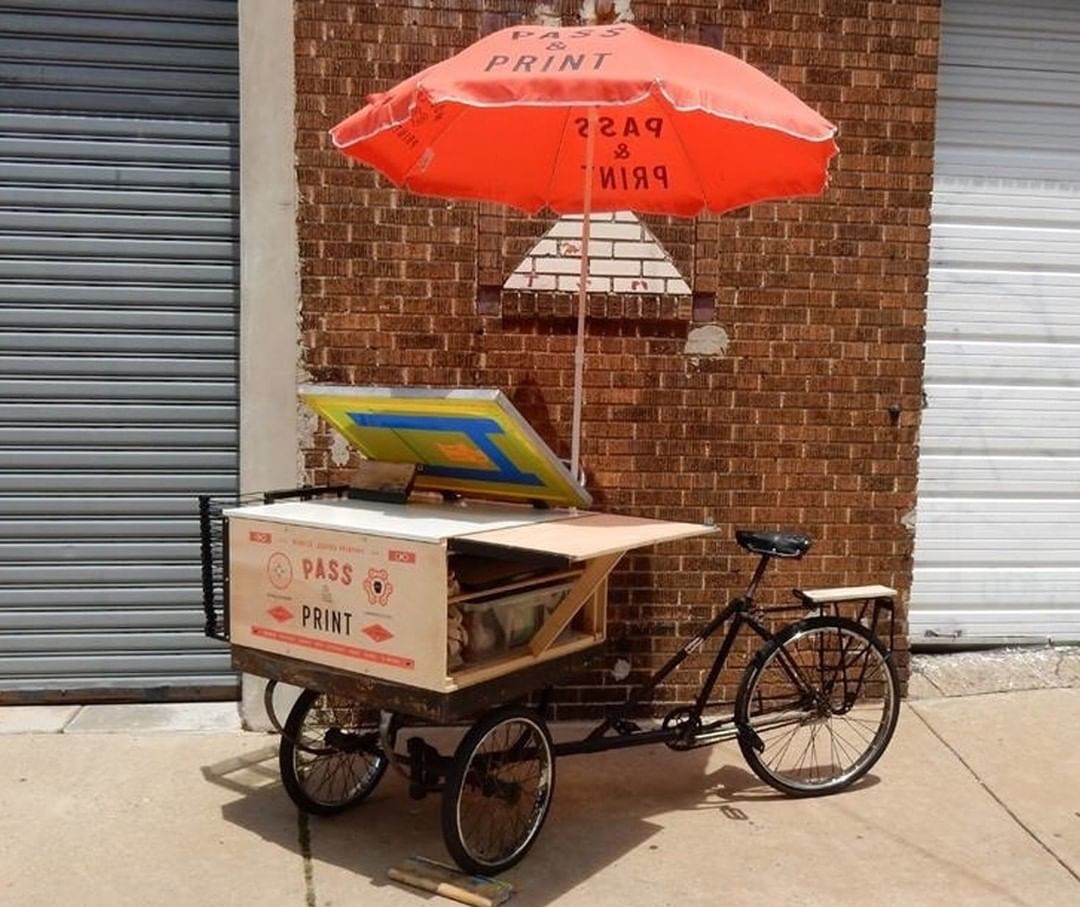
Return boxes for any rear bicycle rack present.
[791,585,898,654]
[752,585,898,654]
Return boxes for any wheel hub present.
[325,727,380,754]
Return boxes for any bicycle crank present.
[662,707,698,751]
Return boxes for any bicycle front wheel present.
[735,616,899,797]
[279,689,388,815]
[441,706,555,875]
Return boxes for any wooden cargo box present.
[225,387,716,717]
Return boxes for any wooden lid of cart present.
[225,386,718,721]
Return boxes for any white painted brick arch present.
[504,211,691,295]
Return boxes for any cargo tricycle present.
[201,386,899,875]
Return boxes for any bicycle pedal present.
[613,719,643,736]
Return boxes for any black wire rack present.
[197,485,354,642]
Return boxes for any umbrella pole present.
[570,108,597,483]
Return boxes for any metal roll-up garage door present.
[0,0,239,699]
[910,0,1080,643]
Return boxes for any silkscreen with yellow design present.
[299,386,592,509]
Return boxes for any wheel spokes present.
[294,696,383,806]
[456,717,551,866]
[744,625,895,790]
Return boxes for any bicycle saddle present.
[735,529,812,559]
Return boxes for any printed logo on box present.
[300,557,353,586]
[249,530,272,544]
[266,552,293,590]
[362,623,394,644]
[388,549,416,565]
[363,568,394,607]
[267,605,294,623]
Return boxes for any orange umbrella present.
[332,23,837,476]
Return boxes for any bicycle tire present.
[441,705,556,875]
[735,616,899,797]
[279,689,388,815]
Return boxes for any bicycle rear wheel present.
[735,616,899,797]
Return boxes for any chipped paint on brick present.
[329,428,351,467]
[581,0,634,24]
[684,324,729,358]
[505,212,690,296]
[297,402,318,478]
[529,3,561,26]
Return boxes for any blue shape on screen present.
[347,412,544,487]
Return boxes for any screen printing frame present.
[298,385,592,509]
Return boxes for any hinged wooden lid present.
[457,512,719,560]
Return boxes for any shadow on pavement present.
[201,731,883,906]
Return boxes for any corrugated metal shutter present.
[0,0,240,698]
[910,0,1080,643]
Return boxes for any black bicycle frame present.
[396,548,890,792]
[555,552,781,757]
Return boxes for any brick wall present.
[294,0,940,717]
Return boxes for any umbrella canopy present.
[332,24,837,216]
[331,23,838,475]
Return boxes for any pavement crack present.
[58,707,82,734]
[914,669,948,698]
[908,703,1080,886]
[297,810,317,907]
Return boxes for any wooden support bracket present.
[528,552,622,657]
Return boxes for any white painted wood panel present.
[227,499,571,542]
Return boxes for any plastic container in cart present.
[460,580,574,660]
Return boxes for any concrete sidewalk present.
[1,659,1077,906]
